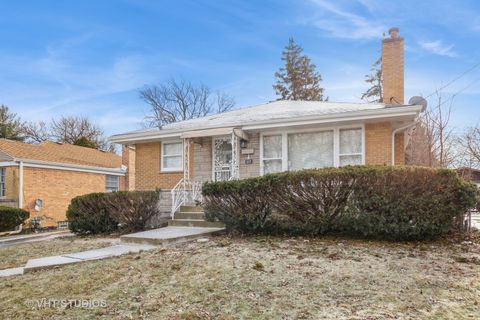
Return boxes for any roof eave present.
[109,105,423,144]
[6,158,126,176]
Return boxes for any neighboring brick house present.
[111,28,424,214]
[0,140,126,228]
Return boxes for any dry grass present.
[0,233,479,319]
[0,236,114,270]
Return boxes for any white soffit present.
[181,127,234,138]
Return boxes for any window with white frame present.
[0,168,5,197]
[105,175,119,192]
[261,127,363,174]
[57,221,69,229]
[161,141,183,172]
[262,135,282,174]
[339,128,363,166]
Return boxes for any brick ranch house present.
[111,28,424,216]
[0,140,126,228]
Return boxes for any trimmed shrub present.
[203,177,278,234]
[66,193,118,235]
[103,190,160,233]
[0,206,30,232]
[340,167,478,240]
[66,190,160,235]
[202,166,478,240]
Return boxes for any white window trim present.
[260,134,283,174]
[260,124,365,175]
[105,175,120,192]
[160,140,184,172]
[338,127,364,166]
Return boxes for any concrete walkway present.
[0,230,73,248]
[0,226,224,277]
[23,243,155,273]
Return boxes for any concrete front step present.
[180,205,203,212]
[168,219,224,228]
[120,226,224,246]
[175,212,205,220]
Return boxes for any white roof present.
[110,100,422,143]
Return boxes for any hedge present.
[0,206,30,232]
[202,166,478,240]
[66,190,160,235]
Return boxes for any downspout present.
[391,123,416,166]
[18,160,24,209]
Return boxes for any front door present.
[213,136,233,181]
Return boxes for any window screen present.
[288,131,334,170]
[105,175,119,192]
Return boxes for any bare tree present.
[458,125,480,168]
[215,91,235,113]
[406,90,455,167]
[49,116,103,143]
[24,116,113,152]
[140,78,235,127]
[406,123,435,166]
[23,121,49,143]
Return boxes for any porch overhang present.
[180,127,249,141]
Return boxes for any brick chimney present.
[122,144,136,190]
[382,27,404,104]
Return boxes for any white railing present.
[170,178,203,219]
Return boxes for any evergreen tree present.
[73,136,97,149]
[273,38,325,101]
[0,105,25,141]
[361,57,383,103]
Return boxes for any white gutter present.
[391,123,417,165]
[0,159,126,176]
[18,160,24,209]
[109,105,424,144]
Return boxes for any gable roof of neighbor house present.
[0,139,122,169]
[110,100,424,144]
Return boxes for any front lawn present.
[1,234,479,319]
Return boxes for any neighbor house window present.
[0,168,5,198]
[57,221,69,229]
[261,127,363,174]
[161,141,183,172]
[262,135,283,174]
[339,128,363,166]
[105,175,119,192]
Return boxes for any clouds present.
[0,0,479,135]
[306,0,385,40]
[419,40,457,58]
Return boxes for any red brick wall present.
[122,145,136,190]
[21,167,114,227]
[134,142,190,190]
[382,36,404,104]
[365,122,392,165]
[394,132,405,165]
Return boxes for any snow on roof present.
[110,100,422,143]
[128,100,388,133]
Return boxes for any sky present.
[0,0,479,137]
